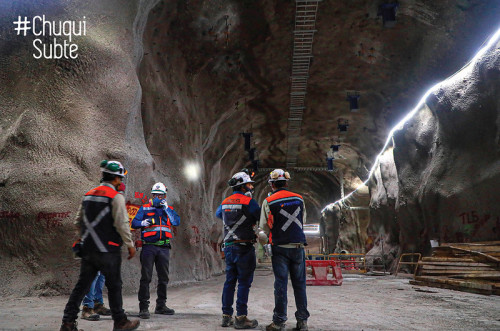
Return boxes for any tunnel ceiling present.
[139,0,500,208]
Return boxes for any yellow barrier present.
[395,253,421,277]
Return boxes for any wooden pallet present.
[412,241,500,295]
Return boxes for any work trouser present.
[82,272,105,308]
[271,246,310,324]
[139,244,170,309]
[62,250,125,323]
[222,244,256,316]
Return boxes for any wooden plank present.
[421,265,494,271]
[451,272,500,279]
[415,276,493,290]
[410,279,493,295]
[441,241,500,246]
[419,261,494,267]
[421,270,500,276]
[437,246,500,264]
[441,246,500,253]
[422,257,475,262]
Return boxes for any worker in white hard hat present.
[131,182,180,319]
[215,171,261,329]
[259,169,309,331]
[60,160,139,331]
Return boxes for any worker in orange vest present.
[259,169,310,331]
[60,160,139,331]
[131,182,180,319]
[216,171,260,329]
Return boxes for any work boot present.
[59,321,82,331]
[265,322,285,331]
[113,318,140,331]
[81,306,100,321]
[94,302,111,316]
[234,315,258,329]
[221,314,233,327]
[138,308,150,319]
[154,305,175,315]
[293,319,308,331]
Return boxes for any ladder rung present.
[293,30,316,33]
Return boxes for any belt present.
[143,239,170,246]
[223,240,254,248]
[277,243,304,248]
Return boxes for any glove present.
[141,220,152,227]
[160,198,168,207]
[257,230,268,246]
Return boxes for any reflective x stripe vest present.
[82,185,123,252]
[265,189,306,245]
[140,203,173,244]
[221,193,256,243]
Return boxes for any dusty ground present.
[0,267,499,331]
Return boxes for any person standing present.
[80,271,109,320]
[216,171,260,329]
[60,160,139,331]
[81,183,126,321]
[259,169,310,331]
[131,182,180,319]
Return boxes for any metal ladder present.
[286,0,322,168]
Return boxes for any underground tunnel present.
[0,0,499,330]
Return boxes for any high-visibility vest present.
[82,185,123,252]
[265,189,306,246]
[220,193,256,243]
[140,203,173,244]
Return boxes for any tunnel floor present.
[1,267,499,330]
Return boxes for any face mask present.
[244,191,253,198]
[152,197,162,208]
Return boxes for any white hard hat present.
[100,160,127,177]
[151,182,167,194]
[228,172,255,187]
[268,169,290,183]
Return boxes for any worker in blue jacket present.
[131,182,180,319]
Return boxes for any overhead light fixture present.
[252,159,259,172]
[346,91,360,112]
[240,132,253,151]
[378,2,399,28]
[326,157,334,171]
[183,162,201,181]
[249,147,256,161]
[338,119,349,133]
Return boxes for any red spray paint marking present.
[37,211,71,229]
[0,211,20,220]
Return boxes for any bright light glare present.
[303,224,320,235]
[183,162,201,181]
[322,26,500,214]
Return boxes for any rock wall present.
[0,0,163,296]
[368,41,500,267]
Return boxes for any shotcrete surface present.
[0,268,498,330]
